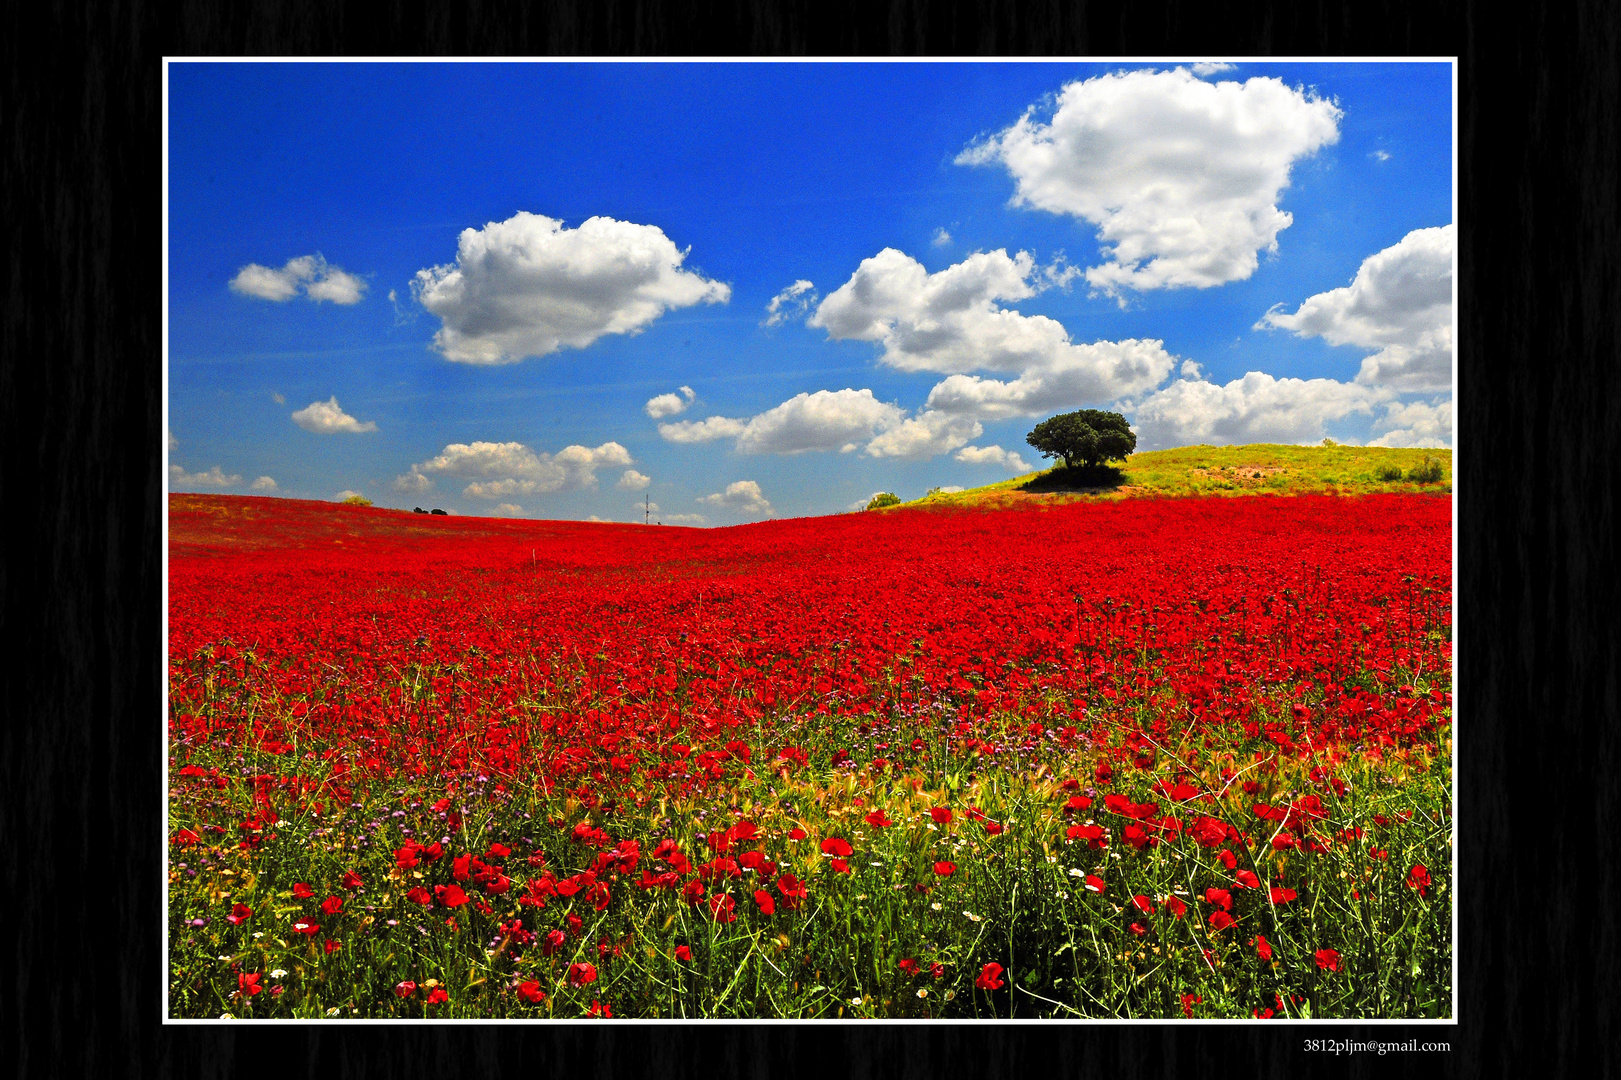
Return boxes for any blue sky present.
[167,61,1453,524]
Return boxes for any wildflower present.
[323,939,341,953]
[516,981,547,1003]
[1407,864,1432,898]
[1181,993,1202,1018]
[426,987,449,1005]
[1234,870,1260,889]
[820,838,853,858]
[1204,888,1232,912]
[1315,948,1342,971]
[1253,935,1273,961]
[934,861,956,877]
[291,921,320,936]
[974,963,1005,990]
[1209,911,1235,931]
[1164,896,1187,919]
[587,1000,612,1018]
[864,809,893,828]
[341,870,364,890]
[675,945,692,962]
[1083,875,1106,894]
[899,958,919,977]
[568,962,598,987]
[1268,886,1298,905]
[930,807,952,824]
[707,894,737,923]
[753,890,776,915]
[237,972,262,997]
[320,896,344,915]
[225,903,252,926]
[395,981,417,998]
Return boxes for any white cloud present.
[957,68,1341,295]
[335,490,366,501]
[1367,399,1452,448]
[735,389,907,455]
[167,427,178,450]
[661,513,708,526]
[272,392,286,405]
[763,279,818,327]
[229,254,368,305]
[645,385,697,418]
[863,410,983,460]
[699,480,774,517]
[657,415,749,443]
[291,396,378,434]
[954,444,1034,472]
[1191,62,1236,76]
[400,440,633,499]
[617,469,652,490]
[1370,149,1391,162]
[1128,371,1388,449]
[586,515,612,523]
[811,248,1177,419]
[1258,225,1453,392]
[410,212,730,364]
[931,227,952,247]
[170,464,241,488]
[937,485,965,493]
[249,476,278,491]
[492,503,525,516]
[1180,359,1204,379]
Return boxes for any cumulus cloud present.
[762,280,818,327]
[699,480,774,517]
[1127,371,1388,449]
[167,427,178,450]
[1191,62,1236,76]
[954,444,1034,472]
[170,464,241,488]
[335,490,366,502]
[410,212,729,364]
[249,476,278,491]
[734,389,907,455]
[931,227,953,247]
[657,415,749,443]
[645,385,697,419]
[492,503,525,516]
[617,469,651,490]
[1367,399,1452,448]
[661,513,709,526]
[957,67,1341,295]
[291,396,378,434]
[398,440,633,500]
[863,410,983,460]
[1258,225,1453,392]
[229,254,368,305]
[811,248,1178,419]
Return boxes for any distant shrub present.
[866,492,901,511]
[341,494,373,507]
[1407,457,1444,484]
[1374,464,1405,482]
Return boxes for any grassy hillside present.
[897,443,1451,509]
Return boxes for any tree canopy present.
[1025,410,1137,470]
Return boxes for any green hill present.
[895,443,1452,509]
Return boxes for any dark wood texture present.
[2,1,1609,1077]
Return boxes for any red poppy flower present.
[1234,870,1260,889]
[1315,948,1341,971]
[394,845,420,869]
[172,828,201,847]
[776,873,808,909]
[1209,910,1235,931]
[930,962,945,980]
[340,870,363,890]
[934,861,956,877]
[1180,993,1202,1018]
[1129,922,1147,936]
[486,842,511,858]
[707,893,737,923]
[237,972,262,997]
[820,838,853,858]
[586,882,611,911]
[568,962,599,987]
[681,880,706,904]
[1253,935,1272,961]
[830,858,850,874]
[1084,875,1106,895]
[1131,894,1154,915]
[587,999,612,1018]
[1204,887,1232,912]
[1268,886,1298,905]
[426,987,449,1005]
[292,882,314,899]
[930,807,953,824]
[788,827,807,841]
[1407,864,1432,898]
[675,945,691,962]
[1217,849,1238,870]
[395,980,417,998]
[898,958,920,977]
[406,886,433,906]
[291,920,320,936]
[974,962,1005,990]
[516,980,547,1003]
[437,884,470,907]
[226,903,252,926]
[864,809,893,828]
[1164,895,1187,918]
[323,938,341,953]
[983,821,1004,836]
[320,895,344,916]
[1252,1006,1275,1019]
[753,890,776,915]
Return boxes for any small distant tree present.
[865,492,901,510]
[1026,410,1137,470]
[341,494,372,507]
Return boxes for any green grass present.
[894,444,1452,510]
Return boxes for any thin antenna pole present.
[645,492,650,525]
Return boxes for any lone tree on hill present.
[1026,409,1137,470]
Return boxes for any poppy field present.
[166,491,1452,1020]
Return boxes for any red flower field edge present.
[167,493,1452,1019]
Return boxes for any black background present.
[3,1,1613,1076]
